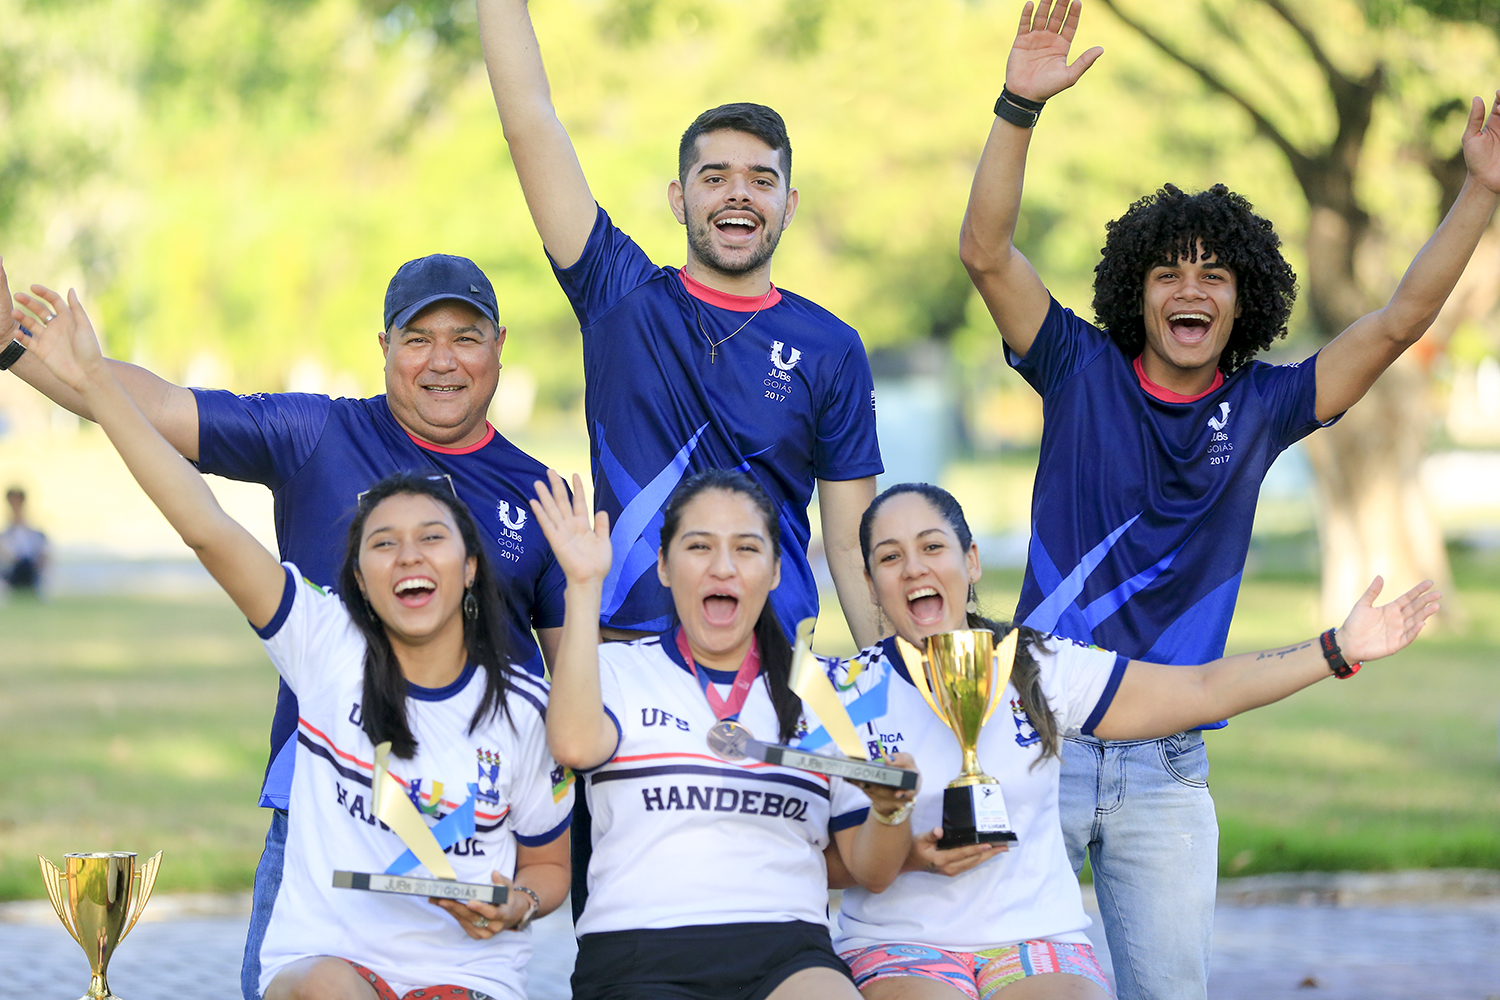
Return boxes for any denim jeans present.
[1059,732,1217,1000]
[241,809,288,1000]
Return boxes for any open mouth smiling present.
[702,592,740,627]
[712,212,762,241]
[906,586,945,626]
[1167,311,1213,343]
[394,576,437,607]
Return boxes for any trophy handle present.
[894,635,947,725]
[122,850,163,940]
[979,629,1020,728]
[36,855,81,945]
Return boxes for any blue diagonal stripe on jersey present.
[1022,513,1141,634]
[1081,541,1185,630]
[598,423,709,616]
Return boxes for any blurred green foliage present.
[0,0,1495,414]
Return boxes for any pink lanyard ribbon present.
[676,628,761,722]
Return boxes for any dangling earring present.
[463,587,478,621]
[965,584,979,617]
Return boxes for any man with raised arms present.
[959,2,1500,997]
[474,1,883,654]
[0,254,567,1000]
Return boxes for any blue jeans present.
[241,808,287,1000]
[1059,733,1217,1000]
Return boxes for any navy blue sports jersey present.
[551,206,883,635]
[1011,298,1328,680]
[193,390,566,807]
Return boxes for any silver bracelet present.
[512,885,542,930]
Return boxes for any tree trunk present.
[1302,359,1455,624]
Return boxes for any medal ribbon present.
[677,628,760,722]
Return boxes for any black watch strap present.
[1319,628,1361,679]
[0,338,25,371]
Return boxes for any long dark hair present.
[858,482,1061,763]
[659,469,800,744]
[338,472,515,759]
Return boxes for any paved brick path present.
[4,875,1497,999]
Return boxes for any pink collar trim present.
[1133,356,1223,402]
[405,423,496,455]
[678,269,782,311]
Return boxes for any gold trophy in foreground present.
[895,628,1020,848]
[38,850,162,1000]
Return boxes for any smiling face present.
[669,129,799,288]
[865,492,981,646]
[1138,243,1241,394]
[355,492,477,650]
[381,301,506,449]
[657,488,782,670]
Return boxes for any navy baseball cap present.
[383,254,500,331]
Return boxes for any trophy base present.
[936,784,1018,850]
[333,871,508,905]
[761,745,919,789]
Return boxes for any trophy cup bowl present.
[895,628,1020,850]
[37,850,161,1000]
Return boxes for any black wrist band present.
[993,97,1040,128]
[1001,86,1046,112]
[0,338,25,371]
[1319,628,1361,679]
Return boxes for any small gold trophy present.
[37,850,162,1000]
[895,628,1020,848]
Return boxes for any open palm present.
[1337,577,1440,664]
[1005,0,1103,104]
[1462,91,1500,195]
[529,469,612,588]
[12,283,104,394]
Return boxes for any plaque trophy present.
[895,628,1020,848]
[332,741,508,905]
[38,849,161,1000]
[707,618,917,790]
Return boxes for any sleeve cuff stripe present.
[1081,654,1129,737]
[253,567,298,640]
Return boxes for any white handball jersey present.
[834,634,1125,954]
[254,566,573,998]
[575,633,870,937]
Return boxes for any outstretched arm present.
[830,752,920,894]
[2,261,200,459]
[1315,92,1500,422]
[15,285,284,626]
[1095,577,1440,741]
[960,0,1102,359]
[529,469,618,770]
[476,0,598,268]
[817,477,880,649]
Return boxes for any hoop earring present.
[965,584,979,617]
[463,588,478,621]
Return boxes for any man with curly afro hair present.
[955,3,1500,998]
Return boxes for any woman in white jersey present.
[830,483,1437,999]
[530,467,919,1000]
[19,285,572,1000]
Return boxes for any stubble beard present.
[686,213,783,279]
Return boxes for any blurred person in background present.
[0,485,48,596]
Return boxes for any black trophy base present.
[937,783,1019,851]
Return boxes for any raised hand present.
[1336,577,1441,664]
[12,283,104,392]
[1462,90,1500,195]
[529,469,612,587]
[0,259,23,345]
[1005,0,1103,104]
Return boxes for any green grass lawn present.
[1,568,1497,901]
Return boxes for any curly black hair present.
[1092,183,1298,373]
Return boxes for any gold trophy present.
[895,628,1020,848]
[37,850,162,1000]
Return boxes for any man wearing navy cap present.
[2,254,567,1000]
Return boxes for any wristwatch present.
[871,800,915,826]
[0,338,25,371]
